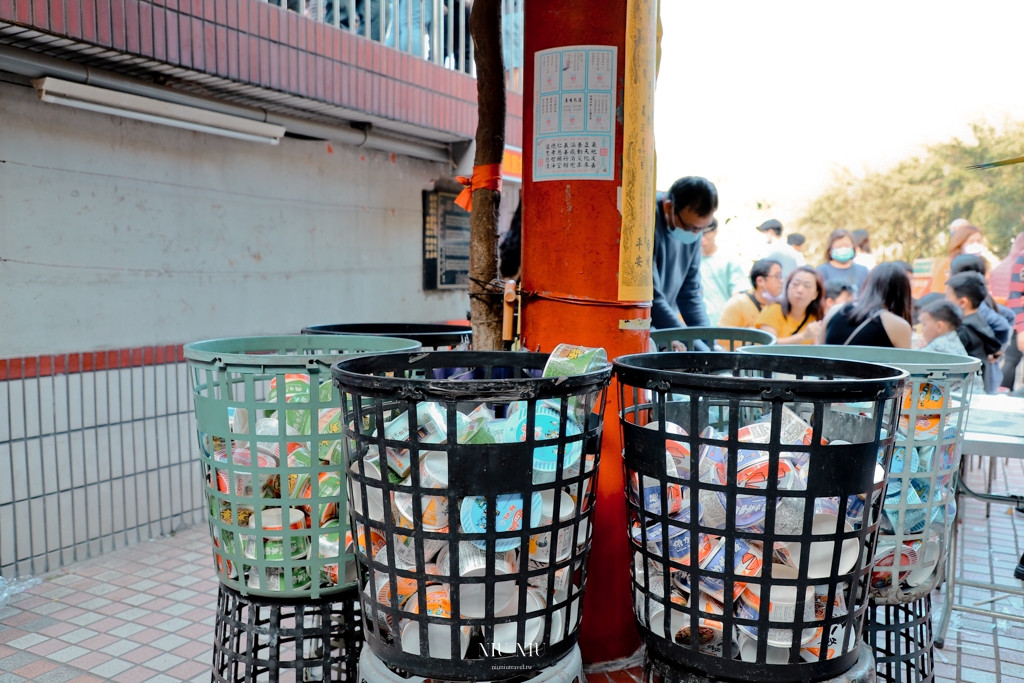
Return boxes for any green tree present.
[799,121,1024,265]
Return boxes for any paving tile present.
[5,632,50,649]
[33,665,82,683]
[127,628,164,644]
[67,650,113,670]
[153,616,191,633]
[30,602,70,616]
[48,574,86,587]
[120,644,163,664]
[11,659,59,679]
[48,644,91,662]
[66,675,106,683]
[84,583,120,597]
[76,597,112,611]
[0,674,27,683]
[0,651,40,670]
[108,623,148,638]
[149,633,190,652]
[78,633,118,650]
[66,612,105,627]
[57,627,99,644]
[164,588,199,602]
[27,638,79,657]
[960,669,998,683]
[121,593,156,607]
[170,640,209,660]
[164,660,209,680]
[142,652,186,671]
[100,640,142,657]
[90,570,125,583]
[88,658,134,678]
[39,623,78,637]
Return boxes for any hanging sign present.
[532,45,618,182]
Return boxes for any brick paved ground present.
[2,455,1023,683]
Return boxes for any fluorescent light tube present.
[33,77,286,144]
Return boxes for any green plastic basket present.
[739,345,981,604]
[650,326,776,352]
[184,335,421,599]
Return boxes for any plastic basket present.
[650,327,777,353]
[212,583,363,682]
[302,323,472,350]
[185,335,420,599]
[614,352,907,682]
[740,346,980,603]
[331,351,611,681]
[863,594,934,683]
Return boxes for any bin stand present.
[356,645,585,683]
[642,643,877,683]
[212,584,363,683]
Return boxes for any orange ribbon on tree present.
[455,163,503,212]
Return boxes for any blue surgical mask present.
[668,227,701,245]
[831,247,855,263]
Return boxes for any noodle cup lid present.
[461,492,543,552]
[540,489,577,523]
[503,410,583,473]
[420,451,449,488]
[400,620,471,659]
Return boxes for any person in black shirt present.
[822,262,913,347]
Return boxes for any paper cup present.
[346,525,386,559]
[739,564,817,647]
[738,629,791,664]
[530,490,577,563]
[781,513,860,579]
[245,508,308,560]
[400,587,471,660]
[348,453,385,522]
[246,565,313,592]
[905,538,941,587]
[492,587,546,653]
[648,591,724,654]
[550,587,581,644]
[435,542,517,617]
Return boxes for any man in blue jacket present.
[652,176,719,331]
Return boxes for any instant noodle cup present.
[348,453,385,522]
[644,421,691,476]
[502,407,583,484]
[738,629,792,664]
[346,525,386,559]
[492,587,547,653]
[382,403,448,478]
[530,489,577,563]
[316,408,343,464]
[899,382,945,438]
[461,492,543,552]
[435,542,518,617]
[648,591,725,655]
[737,564,817,647]
[370,568,418,610]
[296,472,342,527]
[697,537,759,602]
[778,513,859,579]
[630,507,705,566]
[244,507,309,561]
[629,455,684,517]
[542,343,608,377]
[526,559,575,593]
[247,565,313,592]
[870,542,919,590]
[212,448,279,499]
[318,519,341,586]
[401,586,472,659]
[394,453,450,529]
[801,589,850,662]
[457,414,496,445]
[905,537,941,587]
[393,529,447,568]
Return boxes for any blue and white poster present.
[532,45,617,182]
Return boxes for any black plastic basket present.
[864,594,934,683]
[614,352,907,683]
[302,323,472,350]
[212,584,363,682]
[650,326,777,352]
[331,351,611,681]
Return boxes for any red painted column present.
[521,0,648,664]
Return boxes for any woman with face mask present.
[929,222,984,294]
[816,229,870,295]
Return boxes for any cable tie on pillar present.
[520,290,652,308]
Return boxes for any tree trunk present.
[468,0,506,351]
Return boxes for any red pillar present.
[521,0,648,664]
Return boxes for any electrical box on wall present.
[422,190,470,290]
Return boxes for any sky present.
[655,0,1024,258]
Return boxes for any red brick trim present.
[0,345,187,381]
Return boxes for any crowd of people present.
[653,176,1024,395]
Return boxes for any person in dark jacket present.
[652,177,718,332]
[949,254,1014,347]
[946,272,1002,391]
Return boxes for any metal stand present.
[864,595,933,683]
[212,584,363,682]
[356,644,584,683]
[641,642,876,683]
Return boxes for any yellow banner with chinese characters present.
[617,0,658,302]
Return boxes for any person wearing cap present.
[718,258,784,330]
[651,176,717,333]
[758,219,800,278]
[700,221,749,326]
[786,233,808,266]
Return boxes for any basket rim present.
[738,344,982,377]
[183,335,420,367]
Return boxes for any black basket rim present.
[331,351,613,401]
[302,322,472,346]
[614,351,907,400]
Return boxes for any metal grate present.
[0,347,204,578]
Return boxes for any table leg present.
[936,464,964,649]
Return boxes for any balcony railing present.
[269,0,524,92]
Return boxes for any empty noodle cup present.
[530,490,577,563]
[247,564,313,592]
[737,628,791,664]
[648,591,724,654]
[348,453,385,522]
[370,569,418,610]
[244,508,309,562]
[492,587,547,653]
[629,453,684,516]
[550,586,582,644]
[502,408,583,485]
[905,537,941,587]
[460,492,543,552]
[435,542,518,617]
[393,529,447,567]
[697,537,758,603]
[644,421,691,476]
[394,451,450,529]
[401,586,471,659]
[870,541,919,590]
[737,564,817,647]
[777,513,859,579]
[346,525,386,559]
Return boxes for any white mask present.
[963,243,983,255]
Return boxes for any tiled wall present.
[0,347,204,579]
[0,0,525,147]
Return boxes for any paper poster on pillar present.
[532,46,618,182]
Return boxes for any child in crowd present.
[920,300,969,356]
[946,271,1002,391]
[822,281,854,320]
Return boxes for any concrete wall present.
[0,78,466,357]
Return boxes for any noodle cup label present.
[346,526,386,559]
[899,382,945,437]
[393,531,447,567]
[363,585,396,634]
[870,542,919,589]
[404,586,453,619]
[698,538,758,602]
[631,509,701,565]
[526,559,573,592]
[460,492,542,552]
[372,570,418,608]
[297,471,342,527]
[383,403,448,478]
[394,490,449,529]
[213,448,278,499]
[247,565,313,592]
[316,408,343,464]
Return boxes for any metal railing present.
[271,0,525,92]
[0,350,204,578]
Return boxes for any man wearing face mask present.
[651,176,718,332]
